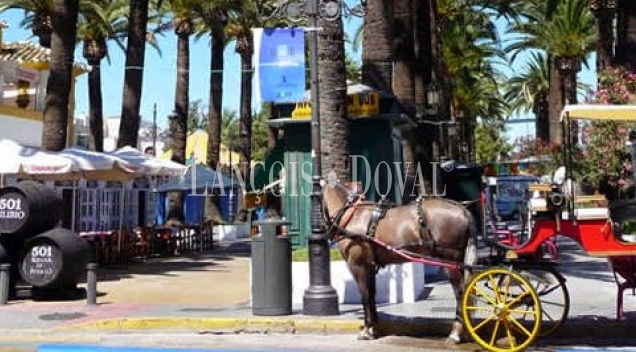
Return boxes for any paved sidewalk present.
[1,239,636,347]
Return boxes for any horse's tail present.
[463,210,478,285]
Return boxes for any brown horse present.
[322,180,478,343]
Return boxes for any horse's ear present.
[320,179,327,188]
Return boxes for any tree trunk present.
[238,34,253,169]
[393,0,417,201]
[42,0,79,151]
[87,57,104,151]
[206,30,225,223]
[616,0,636,71]
[362,0,394,92]
[171,33,189,166]
[534,93,550,142]
[548,57,562,145]
[319,5,350,183]
[594,10,616,72]
[117,0,149,148]
[207,32,224,168]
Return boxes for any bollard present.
[0,263,11,305]
[86,263,97,306]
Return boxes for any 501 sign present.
[0,198,22,210]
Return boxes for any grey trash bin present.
[251,220,292,316]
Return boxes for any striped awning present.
[0,41,90,71]
[561,104,636,121]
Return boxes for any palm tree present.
[196,0,236,170]
[507,0,595,144]
[319,1,350,182]
[226,0,259,169]
[0,0,53,47]
[504,52,550,141]
[166,0,201,166]
[116,0,150,148]
[77,0,127,151]
[441,0,508,162]
[41,0,79,151]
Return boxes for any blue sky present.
[1,7,595,143]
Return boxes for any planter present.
[290,261,427,305]
[217,223,250,242]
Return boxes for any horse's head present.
[321,178,363,226]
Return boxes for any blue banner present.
[253,27,306,103]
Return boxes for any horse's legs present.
[445,267,467,344]
[350,262,378,340]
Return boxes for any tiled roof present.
[0,41,90,71]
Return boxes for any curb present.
[2,315,636,344]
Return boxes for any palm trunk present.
[595,10,616,72]
[319,6,350,183]
[362,0,394,92]
[167,33,190,223]
[238,34,253,169]
[393,0,417,201]
[207,32,224,168]
[534,93,550,142]
[87,57,104,152]
[117,0,149,148]
[616,0,636,71]
[205,30,225,223]
[547,57,562,144]
[42,0,79,151]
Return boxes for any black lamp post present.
[228,142,235,223]
[260,0,364,316]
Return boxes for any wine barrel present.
[0,181,62,237]
[19,229,90,289]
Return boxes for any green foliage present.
[250,104,271,162]
[475,122,512,163]
[291,247,343,262]
[188,99,208,132]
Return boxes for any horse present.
[322,180,478,343]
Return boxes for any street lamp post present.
[260,0,364,316]
[228,142,235,223]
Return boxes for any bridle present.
[323,181,366,239]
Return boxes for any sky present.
[0,6,596,143]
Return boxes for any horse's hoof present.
[357,334,374,341]
[445,336,461,345]
[358,327,376,340]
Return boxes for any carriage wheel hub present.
[494,303,508,318]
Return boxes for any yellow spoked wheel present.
[462,268,541,352]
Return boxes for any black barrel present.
[0,181,62,237]
[19,229,90,289]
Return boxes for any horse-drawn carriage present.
[321,104,636,352]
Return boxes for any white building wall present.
[0,114,43,147]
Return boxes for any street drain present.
[39,312,86,321]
